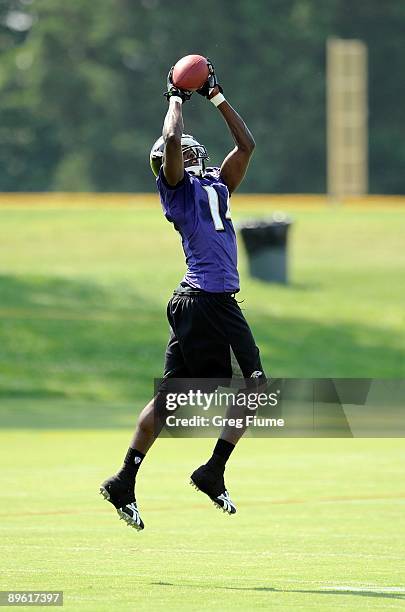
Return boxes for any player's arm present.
[162,69,192,187]
[197,61,255,194]
[216,99,255,195]
[162,98,184,186]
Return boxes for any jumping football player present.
[100,60,266,530]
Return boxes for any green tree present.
[0,0,404,193]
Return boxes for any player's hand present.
[163,66,192,103]
[197,59,224,99]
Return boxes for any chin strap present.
[185,164,204,176]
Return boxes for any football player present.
[100,60,267,530]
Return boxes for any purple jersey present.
[157,167,239,293]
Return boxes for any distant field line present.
[1,491,405,518]
[0,193,405,209]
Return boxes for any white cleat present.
[212,491,236,514]
[99,484,144,531]
[116,502,144,531]
[190,471,237,515]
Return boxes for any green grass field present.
[1,198,405,610]
[1,435,405,610]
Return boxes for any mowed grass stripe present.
[0,199,404,407]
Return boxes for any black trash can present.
[239,213,292,284]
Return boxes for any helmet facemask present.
[149,134,209,177]
[181,141,209,177]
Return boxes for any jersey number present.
[203,185,231,231]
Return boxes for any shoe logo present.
[251,370,263,378]
[217,490,235,513]
[134,457,142,464]
[126,503,141,525]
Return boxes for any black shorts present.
[163,283,266,382]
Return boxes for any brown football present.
[172,54,209,91]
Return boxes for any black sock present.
[118,447,145,480]
[206,438,235,471]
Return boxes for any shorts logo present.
[251,370,263,378]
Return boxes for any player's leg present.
[99,395,167,530]
[210,295,267,465]
[100,323,189,530]
[167,293,241,513]
[216,295,267,442]
[186,294,267,514]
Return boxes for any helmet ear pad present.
[150,136,165,177]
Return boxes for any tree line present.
[0,0,404,193]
